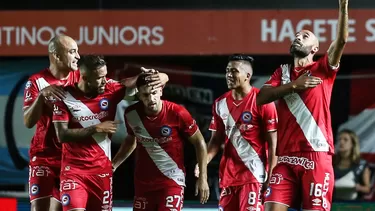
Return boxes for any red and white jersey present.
[209,88,278,187]
[264,53,338,156]
[23,68,80,167]
[125,100,198,191]
[52,80,127,174]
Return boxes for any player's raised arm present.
[112,135,137,172]
[327,0,349,67]
[120,67,169,89]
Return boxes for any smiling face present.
[84,65,108,94]
[54,36,80,71]
[225,60,252,90]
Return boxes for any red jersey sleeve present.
[263,68,282,87]
[259,101,278,132]
[209,102,224,132]
[52,100,70,123]
[23,78,39,111]
[177,106,199,138]
[317,53,340,78]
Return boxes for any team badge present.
[30,184,39,195]
[265,187,271,198]
[99,98,109,111]
[61,194,70,206]
[160,125,172,137]
[241,111,252,123]
[25,81,32,89]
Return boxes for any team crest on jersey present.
[30,184,39,195]
[241,111,252,123]
[99,98,109,111]
[61,194,70,206]
[25,81,32,89]
[160,125,172,137]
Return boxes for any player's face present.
[57,38,80,71]
[86,66,107,94]
[138,85,162,113]
[226,61,249,89]
[290,30,317,58]
[338,132,353,153]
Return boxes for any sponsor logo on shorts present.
[312,198,322,206]
[218,205,224,211]
[30,184,39,196]
[246,206,258,211]
[61,194,70,206]
[278,156,315,170]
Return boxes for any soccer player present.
[24,35,80,211]
[24,35,165,211]
[112,74,210,211]
[257,1,349,211]
[52,55,168,211]
[196,54,278,211]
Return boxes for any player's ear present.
[311,46,319,54]
[53,52,60,61]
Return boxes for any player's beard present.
[290,44,312,58]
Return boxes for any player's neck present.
[232,85,252,101]
[293,55,314,68]
[49,64,70,80]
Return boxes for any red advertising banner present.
[0,10,374,56]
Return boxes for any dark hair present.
[228,54,254,67]
[136,73,149,88]
[78,55,106,73]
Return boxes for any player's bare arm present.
[327,0,349,67]
[194,130,225,177]
[23,85,66,128]
[121,67,169,89]
[262,131,278,195]
[53,120,119,143]
[188,130,210,204]
[256,72,323,105]
[111,135,137,172]
[207,130,225,164]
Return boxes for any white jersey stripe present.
[280,64,329,151]
[35,78,50,91]
[126,110,186,187]
[216,98,266,183]
[63,92,112,160]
